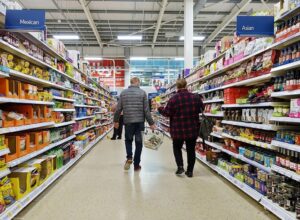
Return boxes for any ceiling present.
[17,0,277,57]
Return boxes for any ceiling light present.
[179,36,205,41]
[53,35,79,40]
[130,57,147,61]
[118,35,142,40]
[174,57,184,61]
[84,57,103,61]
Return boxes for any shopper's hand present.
[150,124,156,132]
[114,122,119,129]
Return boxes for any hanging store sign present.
[110,91,118,96]
[236,16,274,36]
[5,10,45,31]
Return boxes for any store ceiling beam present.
[152,0,168,49]
[204,0,251,45]
[78,0,103,48]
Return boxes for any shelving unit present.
[203,99,224,104]
[52,96,75,102]
[53,121,75,128]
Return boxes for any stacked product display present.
[159,3,300,220]
[0,27,114,218]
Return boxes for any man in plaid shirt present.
[158,79,203,178]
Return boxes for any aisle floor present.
[16,133,277,220]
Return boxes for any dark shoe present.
[111,137,116,140]
[175,167,185,176]
[117,136,122,139]
[134,165,142,171]
[185,171,193,178]
[124,159,133,170]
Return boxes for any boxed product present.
[289,98,300,118]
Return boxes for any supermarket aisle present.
[16,134,276,220]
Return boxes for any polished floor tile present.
[16,134,277,220]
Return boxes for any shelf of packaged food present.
[74,104,100,108]
[0,168,11,179]
[158,120,170,127]
[210,132,223,139]
[74,125,96,135]
[203,112,224,117]
[270,117,300,124]
[53,121,75,128]
[205,140,271,173]
[0,148,10,157]
[52,108,75,112]
[75,116,94,121]
[271,164,300,182]
[222,120,282,131]
[198,87,224,95]
[203,99,224,104]
[87,96,101,102]
[271,60,300,74]
[0,70,9,78]
[0,122,55,135]
[7,135,76,168]
[222,133,273,150]
[52,96,75,102]
[222,73,273,89]
[8,69,67,90]
[0,97,54,105]
[195,153,263,201]
[260,197,296,220]
[271,89,300,99]
[271,140,300,153]
[68,89,87,96]
[272,32,300,50]
[95,121,113,127]
[95,111,107,114]
[274,5,300,22]
[222,102,288,108]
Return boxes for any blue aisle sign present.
[5,10,45,31]
[236,16,274,36]
[110,91,118,96]
[148,93,158,99]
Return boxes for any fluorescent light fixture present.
[84,57,103,61]
[174,57,184,61]
[118,35,142,40]
[179,36,205,41]
[53,35,79,40]
[130,57,147,61]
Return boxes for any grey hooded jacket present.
[114,85,154,125]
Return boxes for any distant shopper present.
[158,79,203,178]
[114,77,156,171]
[111,98,123,140]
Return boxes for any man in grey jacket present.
[114,77,156,171]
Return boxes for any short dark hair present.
[176,79,187,89]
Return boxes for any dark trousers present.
[173,139,197,172]
[125,122,144,167]
[112,115,123,138]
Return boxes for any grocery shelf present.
[75,116,94,121]
[53,96,75,102]
[53,121,75,128]
[210,132,223,139]
[203,112,224,117]
[0,71,9,78]
[271,164,300,182]
[222,74,273,89]
[74,125,96,135]
[274,5,300,22]
[222,102,288,108]
[0,169,11,179]
[271,60,300,74]
[95,111,107,114]
[272,89,300,99]
[74,104,100,108]
[158,121,170,127]
[198,87,224,95]
[271,140,300,153]
[0,148,10,157]
[87,96,101,102]
[222,133,273,150]
[222,120,281,131]
[0,122,55,135]
[68,89,87,96]
[0,97,54,105]
[203,99,224,104]
[272,32,300,50]
[9,69,67,90]
[260,197,296,220]
[7,135,76,167]
[270,117,300,124]
[52,108,75,112]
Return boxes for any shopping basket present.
[143,127,165,150]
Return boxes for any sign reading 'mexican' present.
[236,16,274,37]
[5,10,45,31]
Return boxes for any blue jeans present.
[125,123,144,167]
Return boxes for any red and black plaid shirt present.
[158,89,203,140]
